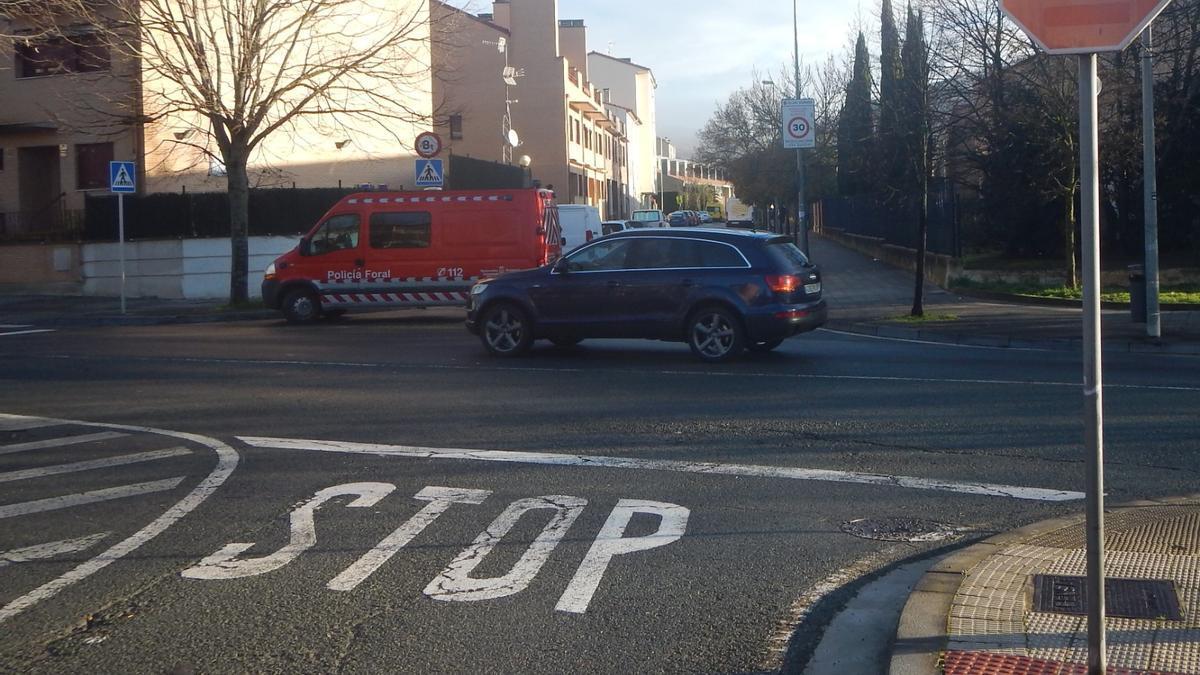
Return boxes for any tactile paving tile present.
[1027,505,1200,552]
[942,649,1187,675]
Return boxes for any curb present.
[887,493,1200,675]
[950,288,1200,312]
[825,321,1200,356]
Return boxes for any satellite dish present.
[506,129,520,147]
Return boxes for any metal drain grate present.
[1032,575,1182,620]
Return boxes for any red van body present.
[263,188,561,322]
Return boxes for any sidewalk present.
[890,496,1200,675]
[810,234,1200,356]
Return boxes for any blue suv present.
[466,229,827,362]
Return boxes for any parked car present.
[557,204,603,250]
[465,228,827,362]
[263,188,561,323]
[667,211,690,227]
[631,209,669,228]
[697,211,714,224]
[601,220,632,235]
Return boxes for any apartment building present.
[657,137,734,212]
[433,0,630,218]
[587,52,658,211]
[0,1,432,239]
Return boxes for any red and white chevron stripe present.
[322,292,468,307]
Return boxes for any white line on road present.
[34,353,1200,393]
[0,477,185,519]
[0,447,192,483]
[0,329,55,338]
[0,414,239,625]
[0,431,129,456]
[0,533,111,569]
[0,418,63,432]
[0,325,33,329]
[238,436,1084,503]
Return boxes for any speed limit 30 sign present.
[781,99,815,149]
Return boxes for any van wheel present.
[282,289,321,324]
[747,338,785,352]
[481,303,533,357]
[686,306,745,362]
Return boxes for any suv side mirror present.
[552,258,570,274]
[299,238,312,256]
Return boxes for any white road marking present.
[817,328,1051,352]
[181,482,394,580]
[327,486,491,592]
[36,353,1200,392]
[555,500,689,614]
[0,329,55,338]
[0,431,128,455]
[238,436,1084,503]
[0,325,33,329]
[425,495,587,602]
[0,533,111,569]
[0,415,239,624]
[0,447,192,483]
[0,418,63,432]
[0,477,185,519]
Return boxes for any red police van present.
[263,188,562,322]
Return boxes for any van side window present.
[311,214,360,255]
[370,211,432,249]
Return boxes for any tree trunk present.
[1065,182,1078,289]
[226,149,250,305]
[912,176,929,317]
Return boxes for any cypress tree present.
[837,32,874,196]
[877,0,905,198]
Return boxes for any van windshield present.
[632,211,661,222]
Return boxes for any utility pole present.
[793,0,809,255]
[1142,27,1161,338]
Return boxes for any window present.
[563,239,631,272]
[75,142,113,190]
[16,33,110,78]
[449,114,463,140]
[699,241,748,267]
[765,240,810,269]
[310,214,360,255]
[370,211,431,249]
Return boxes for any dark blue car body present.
[466,229,827,361]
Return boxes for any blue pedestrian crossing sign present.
[109,161,136,193]
[415,159,444,188]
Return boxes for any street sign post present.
[109,161,136,314]
[781,98,815,150]
[415,132,442,159]
[1000,2,1173,672]
[415,159,444,188]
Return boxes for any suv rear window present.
[765,240,810,270]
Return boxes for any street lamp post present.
[792,0,809,255]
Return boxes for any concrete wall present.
[0,244,83,293]
[80,236,299,299]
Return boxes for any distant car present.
[466,228,828,362]
[697,211,714,224]
[601,220,636,235]
[667,211,690,227]
[631,209,668,228]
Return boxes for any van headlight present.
[471,283,488,295]
[264,262,276,279]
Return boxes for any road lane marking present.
[0,418,64,432]
[0,415,239,625]
[0,447,192,483]
[0,431,129,455]
[424,495,587,602]
[237,436,1084,503]
[0,329,55,338]
[327,486,491,592]
[0,478,186,519]
[0,534,111,569]
[181,482,395,580]
[0,325,33,329]
[556,500,690,614]
[31,353,1200,393]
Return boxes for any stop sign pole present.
[1000,2,1173,673]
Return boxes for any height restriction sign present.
[781,99,815,149]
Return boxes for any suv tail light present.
[765,275,800,293]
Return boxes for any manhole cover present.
[840,518,962,542]
[1032,575,1183,620]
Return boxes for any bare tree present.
[2,0,434,303]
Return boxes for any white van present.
[631,209,668,228]
[557,204,602,251]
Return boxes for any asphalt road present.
[1,314,1197,673]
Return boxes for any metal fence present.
[815,183,961,257]
[447,154,526,190]
[83,187,354,241]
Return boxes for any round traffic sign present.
[786,116,811,140]
[415,132,442,158]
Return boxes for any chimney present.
[558,19,587,81]
[491,1,510,29]
[509,0,558,60]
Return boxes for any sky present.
[452,1,864,158]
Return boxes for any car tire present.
[747,338,785,353]
[481,303,533,357]
[281,288,321,324]
[686,306,745,362]
[548,336,583,348]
